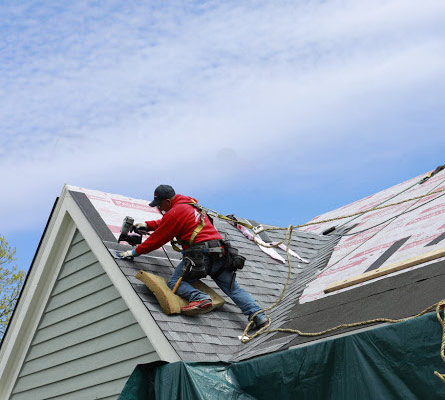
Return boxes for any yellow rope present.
[434,301,445,383]
[203,187,445,233]
[240,224,445,383]
[240,186,445,340]
[241,225,294,339]
[252,302,437,339]
[273,187,445,231]
[242,227,439,342]
[231,178,445,377]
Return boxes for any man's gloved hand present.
[116,249,138,260]
[133,222,148,233]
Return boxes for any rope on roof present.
[236,197,445,384]
[200,187,445,234]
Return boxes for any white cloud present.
[1,0,445,233]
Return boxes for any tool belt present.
[182,240,225,280]
[181,240,245,280]
[221,240,246,272]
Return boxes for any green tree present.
[0,235,25,339]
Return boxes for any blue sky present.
[1,0,445,272]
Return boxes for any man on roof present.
[117,184,268,329]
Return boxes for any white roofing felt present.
[66,185,298,260]
[66,185,162,239]
[299,170,445,303]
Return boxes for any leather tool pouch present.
[222,240,246,272]
[182,253,208,280]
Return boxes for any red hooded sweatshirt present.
[135,194,222,255]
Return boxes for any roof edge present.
[64,192,180,363]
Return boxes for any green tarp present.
[119,312,445,399]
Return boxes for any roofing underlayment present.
[68,166,445,363]
[300,169,445,303]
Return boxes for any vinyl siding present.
[10,230,159,400]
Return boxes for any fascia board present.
[0,186,77,400]
[63,191,180,363]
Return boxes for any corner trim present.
[0,186,180,400]
[0,190,76,400]
[64,192,180,363]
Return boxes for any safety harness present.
[170,201,221,252]
[170,202,244,284]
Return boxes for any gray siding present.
[10,230,159,400]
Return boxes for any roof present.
[70,189,337,361]
[68,167,445,362]
[4,166,444,376]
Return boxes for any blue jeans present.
[167,254,265,321]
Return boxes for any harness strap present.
[183,201,209,246]
[170,201,208,251]
[170,241,182,252]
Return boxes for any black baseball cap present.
[149,184,176,207]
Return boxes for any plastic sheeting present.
[119,312,445,399]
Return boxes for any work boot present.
[253,314,269,330]
[181,299,212,312]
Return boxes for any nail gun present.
[118,216,146,246]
